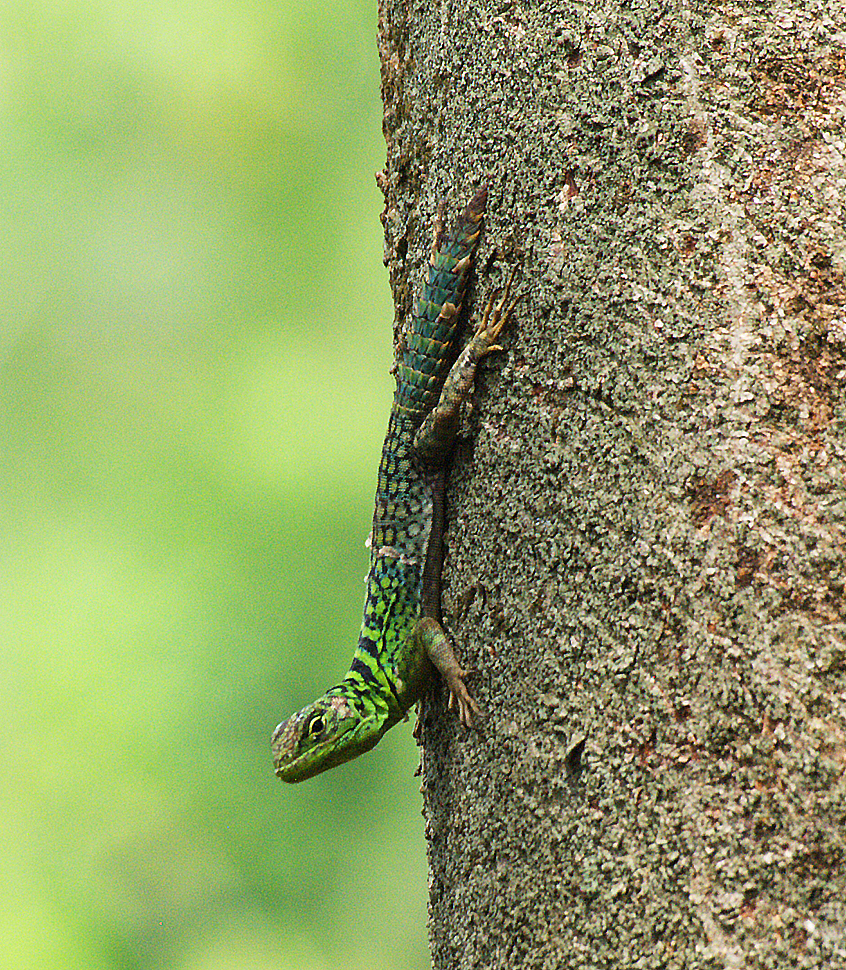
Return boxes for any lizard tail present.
[394,187,487,416]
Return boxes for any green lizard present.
[271,187,518,782]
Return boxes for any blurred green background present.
[1,2,430,968]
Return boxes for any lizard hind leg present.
[414,616,480,727]
[413,267,521,461]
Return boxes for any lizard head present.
[271,693,383,782]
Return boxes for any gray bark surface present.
[376,0,846,967]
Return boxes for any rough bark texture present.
[376,0,846,967]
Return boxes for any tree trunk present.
[377,1,846,967]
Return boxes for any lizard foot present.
[446,668,482,728]
[475,266,522,357]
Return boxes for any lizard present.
[271,186,519,782]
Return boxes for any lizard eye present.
[305,714,326,739]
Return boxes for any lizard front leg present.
[414,616,480,726]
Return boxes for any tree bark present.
[377,1,846,967]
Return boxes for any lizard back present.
[370,187,487,558]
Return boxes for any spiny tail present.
[394,187,487,416]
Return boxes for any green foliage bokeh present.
[0,2,429,968]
